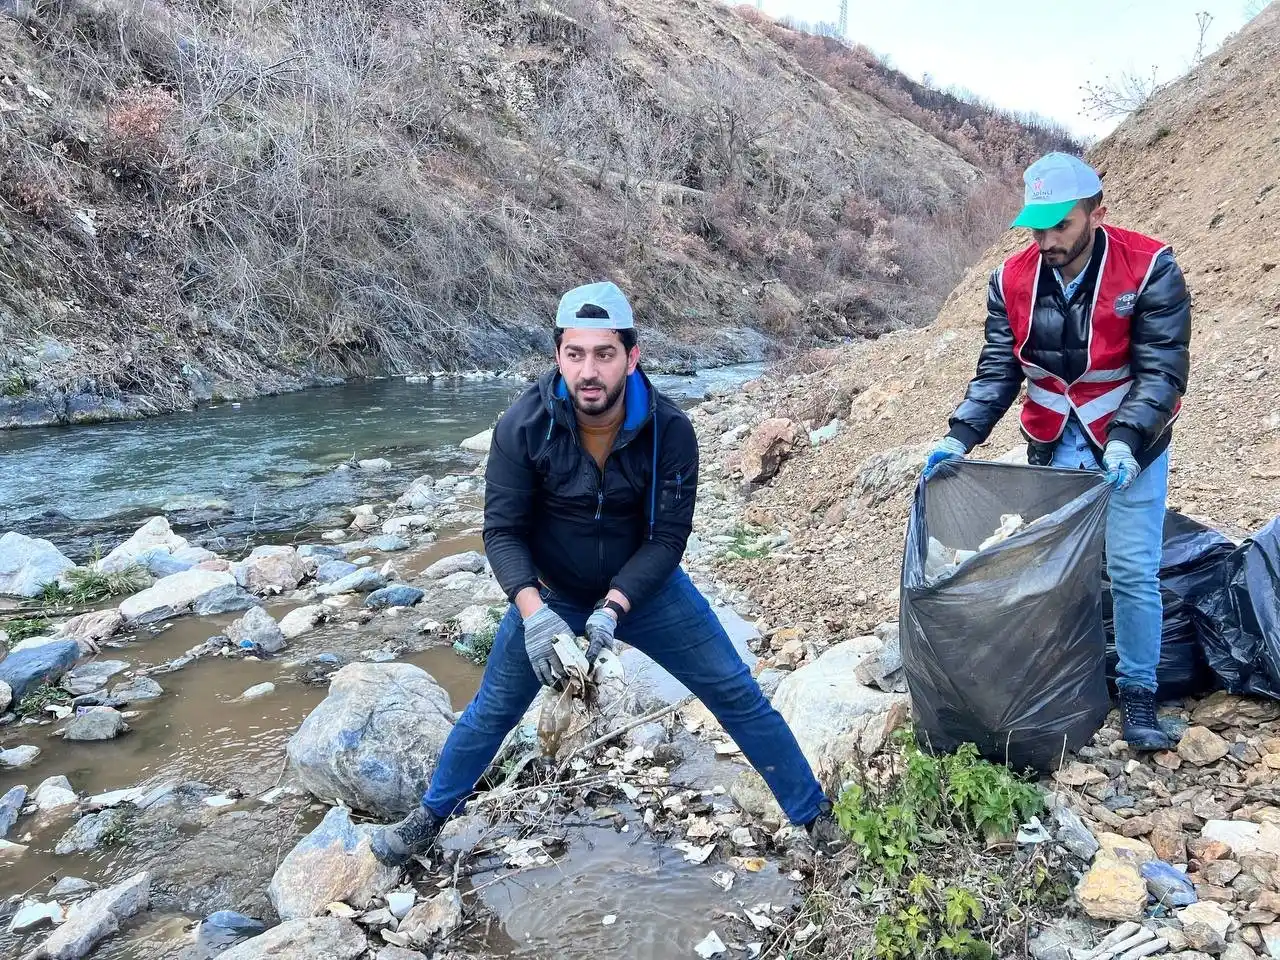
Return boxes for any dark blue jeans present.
[422,567,827,825]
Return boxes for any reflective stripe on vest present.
[1001,224,1173,447]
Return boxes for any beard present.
[1040,226,1093,267]
[570,377,625,416]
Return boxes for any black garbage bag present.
[1102,511,1234,700]
[900,459,1112,772]
[1191,515,1280,699]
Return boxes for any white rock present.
[96,517,189,574]
[118,569,236,622]
[32,871,149,960]
[7,899,64,933]
[358,458,393,472]
[385,891,415,920]
[0,745,41,768]
[241,682,275,700]
[0,839,30,856]
[422,551,486,580]
[1201,820,1280,857]
[33,776,78,812]
[380,515,430,536]
[772,637,908,777]
[460,428,492,454]
[279,604,327,640]
[0,679,10,713]
[0,531,76,598]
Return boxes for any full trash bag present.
[1191,515,1280,699]
[1102,511,1234,700]
[900,460,1112,772]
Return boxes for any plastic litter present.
[1141,859,1197,908]
[1192,514,1280,699]
[901,460,1113,771]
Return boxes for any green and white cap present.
[1011,152,1103,230]
[555,281,634,329]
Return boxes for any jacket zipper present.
[675,472,682,501]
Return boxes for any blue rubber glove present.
[584,608,619,666]
[924,437,967,478]
[1102,441,1140,492]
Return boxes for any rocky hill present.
[702,2,1280,641]
[0,0,1070,426]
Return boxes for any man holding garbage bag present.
[372,281,841,867]
[925,152,1191,751]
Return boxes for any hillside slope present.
[0,0,1064,427]
[711,4,1280,636]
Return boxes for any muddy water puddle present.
[1,534,787,960]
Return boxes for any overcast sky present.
[759,0,1268,139]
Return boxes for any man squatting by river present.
[371,281,845,866]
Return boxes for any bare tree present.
[686,60,785,186]
[1082,10,1219,121]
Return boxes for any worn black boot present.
[804,800,848,857]
[370,805,445,868]
[1119,686,1175,752]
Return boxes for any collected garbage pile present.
[924,512,1047,582]
[899,459,1280,772]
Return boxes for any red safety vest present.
[1001,223,1178,447]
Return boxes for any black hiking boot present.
[371,805,445,868]
[1119,686,1175,752]
[805,800,847,857]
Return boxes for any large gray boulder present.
[218,917,367,960]
[268,807,399,920]
[24,871,149,960]
[118,569,236,623]
[286,663,455,818]
[773,637,909,785]
[0,531,75,598]
[0,639,81,701]
[63,707,129,742]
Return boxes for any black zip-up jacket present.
[947,228,1192,469]
[482,366,698,608]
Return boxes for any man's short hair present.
[554,326,638,352]
[1079,191,1104,214]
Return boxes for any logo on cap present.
[1031,177,1051,199]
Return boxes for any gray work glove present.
[584,608,619,666]
[1102,440,1140,492]
[523,605,573,688]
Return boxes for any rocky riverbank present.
[686,361,1280,960]
[2,371,1279,960]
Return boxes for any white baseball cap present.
[555,281,634,329]
[1011,152,1103,230]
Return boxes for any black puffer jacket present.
[947,228,1192,468]
[482,367,698,608]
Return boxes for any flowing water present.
[0,363,789,959]
[0,365,765,561]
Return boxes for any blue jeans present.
[422,567,827,825]
[1050,419,1169,693]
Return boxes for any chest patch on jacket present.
[1113,291,1138,317]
